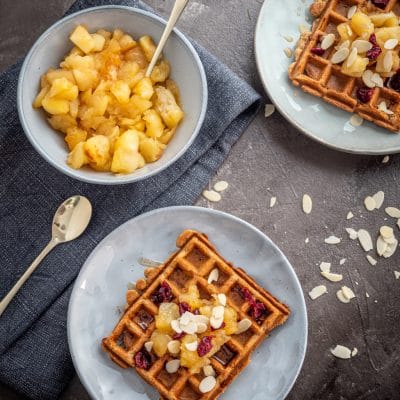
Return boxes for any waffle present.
[102,229,290,400]
[289,0,400,132]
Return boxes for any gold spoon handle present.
[0,239,58,316]
[145,0,189,77]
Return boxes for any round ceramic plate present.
[67,206,307,400]
[255,0,400,155]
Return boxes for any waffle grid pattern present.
[102,230,290,400]
[289,0,400,131]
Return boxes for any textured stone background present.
[0,1,399,399]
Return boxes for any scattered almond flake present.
[207,268,219,284]
[299,23,310,34]
[265,103,276,118]
[366,255,377,266]
[347,5,357,19]
[331,345,352,359]
[346,211,354,220]
[346,228,358,240]
[270,196,277,208]
[377,236,388,256]
[203,365,216,377]
[182,321,198,334]
[378,101,394,115]
[398,219,400,229]
[383,51,393,72]
[340,258,346,265]
[346,25,354,37]
[336,39,350,50]
[309,285,328,300]
[385,207,400,218]
[337,289,350,303]
[355,281,359,285]
[166,359,180,374]
[350,114,363,127]
[371,73,384,88]
[138,257,162,268]
[236,318,252,334]
[212,306,225,319]
[127,282,135,290]
[302,194,313,214]
[383,239,398,258]
[374,300,378,303]
[321,33,335,50]
[372,191,385,209]
[357,229,373,251]
[384,38,398,50]
[203,190,221,202]
[325,235,341,244]
[382,155,390,164]
[185,341,198,352]
[351,348,358,357]
[394,271,400,279]
[284,47,293,58]
[171,320,182,334]
[283,34,294,42]
[380,225,393,239]
[213,181,228,192]
[210,316,224,329]
[346,47,358,67]
[217,293,227,306]
[196,322,208,333]
[180,311,192,326]
[331,47,350,64]
[342,286,356,300]
[144,341,153,353]
[319,262,331,273]
[352,39,373,53]
[199,376,216,394]
[364,196,376,211]
[366,292,370,298]
[383,234,397,244]
[362,69,376,88]
[167,340,181,354]
[321,271,343,282]
[305,237,310,244]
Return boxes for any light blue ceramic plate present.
[255,0,400,155]
[67,206,307,400]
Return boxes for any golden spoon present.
[0,195,92,316]
[146,0,189,77]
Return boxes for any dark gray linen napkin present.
[0,0,261,399]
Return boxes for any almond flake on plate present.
[366,255,377,266]
[203,190,221,202]
[336,289,350,303]
[340,258,346,265]
[309,285,327,300]
[346,228,358,240]
[305,237,309,244]
[380,225,393,239]
[346,211,354,220]
[350,114,363,127]
[377,237,389,256]
[207,268,219,284]
[331,345,352,359]
[270,196,277,208]
[213,181,228,192]
[358,229,373,251]
[382,155,390,164]
[352,347,358,357]
[372,191,385,209]
[265,103,276,117]
[385,207,400,218]
[284,48,293,58]
[319,262,331,273]
[283,34,294,42]
[325,236,341,244]
[299,23,310,34]
[166,359,180,374]
[364,196,376,211]
[342,286,356,300]
[383,239,398,258]
[302,194,312,214]
[199,376,216,394]
[394,271,400,279]
[321,271,343,282]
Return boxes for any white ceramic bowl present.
[18,6,208,185]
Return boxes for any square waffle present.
[289,0,400,132]
[102,230,290,400]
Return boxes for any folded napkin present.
[0,1,261,399]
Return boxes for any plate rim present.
[67,205,308,400]
[254,0,400,155]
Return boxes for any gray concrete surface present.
[1,1,399,399]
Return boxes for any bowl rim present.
[17,5,208,185]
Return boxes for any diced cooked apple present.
[158,127,176,145]
[46,69,76,84]
[117,61,141,88]
[89,93,109,116]
[151,59,171,83]
[48,114,77,133]
[139,35,157,62]
[350,12,374,37]
[154,86,184,129]
[65,127,87,150]
[70,25,95,54]
[139,137,163,162]
[67,142,89,169]
[111,130,141,173]
[110,80,131,104]
[143,109,164,138]
[49,77,79,101]
[42,95,69,115]
[33,86,49,108]
[119,34,136,51]
[341,55,369,77]
[84,135,111,169]
[124,46,148,68]
[133,77,154,100]
[337,23,356,42]
[72,68,98,91]
[91,33,106,52]
[370,12,398,28]
[375,26,400,47]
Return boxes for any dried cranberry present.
[311,47,325,56]
[197,336,214,357]
[367,34,382,61]
[371,0,390,9]
[240,287,254,303]
[357,87,374,103]
[388,70,400,92]
[249,301,268,323]
[134,349,152,370]
[172,332,186,340]
[369,33,378,47]
[151,282,173,304]
[178,302,191,315]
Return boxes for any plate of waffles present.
[255,0,400,154]
[67,206,307,400]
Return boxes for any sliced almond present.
[199,376,217,394]
[347,211,354,220]
[340,258,346,265]
[203,365,216,377]
[171,320,182,334]
[358,229,373,252]
[167,340,181,354]
[319,262,331,273]
[346,47,358,67]
[380,225,393,239]
[384,38,398,50]
[398,219,400,229]
[352,39,372,53]
[347,5,357,19]
[144,341,154,353]
[212,306,225,319]
[336,39,350,50]
[180,311,192,326]
[385,207,400,218]
[342,286,356,300]
[352,347,358,357]
[378,101,394,115]
[207,268,219,284]
[302,194,312,214]
[181,321,198,335]
[270,196,277,208]
[377,236,388,256]
[350,114,363,126]
[366,255,377,266]
[203,190,221,202]
[394,271,400,279]
[321,271,343,282]
[196,322,208,333]
[325,236,341,244]
[213,181,228,192]
[284,47,293,58]
[371,73,384,88]
[283,34,294,43]
[185,341,198,352]
[346,228,358,240]
[192,314,209,325]
[321,33,336,50]
[309,285,327,300]
[366,292,370,298]
[210,316,224,329]
[364,196,376,211]
[305,237,310,244]
[336,289,350,303]
[217,293,227,306]
[383,239,398,258]
[382,155,390,164]
[165,359,180,374]
[372,191,385,209]
[236,318,252,334]
[331,345,352,359]
[299,24,310,34]
[331,47,350,64]
[383,51,393,72]
[362,69,376,88]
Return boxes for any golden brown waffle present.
[289,0,400,132]
[102,229,290,400]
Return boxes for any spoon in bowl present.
[0,195,92,316]
[146,0,189,77]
